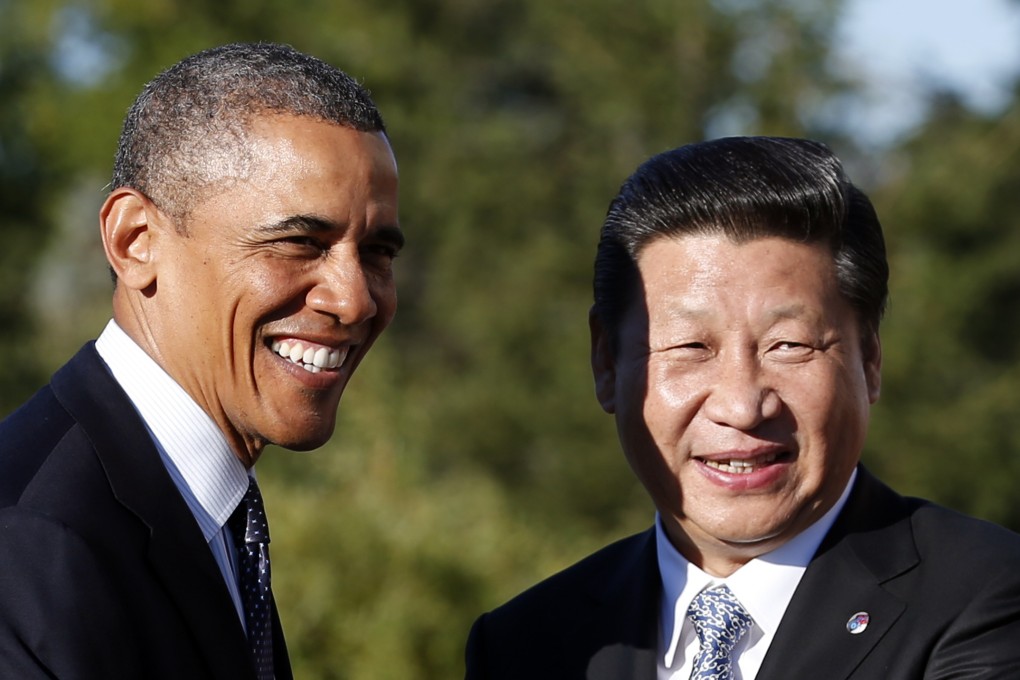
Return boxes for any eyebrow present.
[763,304,814,324]
[255,214,405,251]
[662,306,711,323]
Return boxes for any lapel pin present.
[846,612,870,635]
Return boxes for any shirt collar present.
[656,468,858,667]
[95,319,250,538]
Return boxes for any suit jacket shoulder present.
[0,344,280,679]
[466,530,660,680]
[759,467,1020,679]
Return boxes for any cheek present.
[614,361,704,481]
[786,367,870,469]
[236,263,310,318]
[643,362,705,434]
[253,253,310,289]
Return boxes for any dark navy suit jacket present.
[466,467,1020,679]
[0,343,292,679]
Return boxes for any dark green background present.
[3,1,1019,676]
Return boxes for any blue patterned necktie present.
[687,585,753,680]
[228,476,274,680]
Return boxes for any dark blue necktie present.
[687,585,753,680]
[228,476,274,680]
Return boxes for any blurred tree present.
[0,1,64,413]
[866,91,1020,530]
[8,0,1019,677]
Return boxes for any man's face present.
[591,234,880,575]
[148,115,401,464]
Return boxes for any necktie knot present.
[687,585,753,680]
[229,476,271,546]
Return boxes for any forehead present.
[633,234,842,318]
[242,114,395,184]
[183,114,398,226]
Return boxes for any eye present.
[364,243,400,259]
[766,339,814,361]
[267,235,329,257]
[281,236,324,249]
[659,341,712,362]
[360,242,400,270]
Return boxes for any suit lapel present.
[757,468,918,680]
[52,345,255,678]
[584,529,660,679]
[271,601,294,680]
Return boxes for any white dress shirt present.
[656,469,857,680]
[95,319,251,625]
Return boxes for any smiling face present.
[591,234,881,576]
[109,114,402,466]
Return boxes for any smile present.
[270,339,349,373]
[702,452,781,475]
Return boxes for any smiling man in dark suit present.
[0,43,403,679]
[465,136,1020,679]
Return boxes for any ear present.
[863,329,882,404]
[100,188,164,291]
[590,307,617,414]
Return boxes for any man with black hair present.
[0,43,403,679]
[466,137,1020,679]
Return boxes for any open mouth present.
[270,339,349,374]
[700,451,789,475]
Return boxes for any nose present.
[306,254,378,325]
[702,353,781,430]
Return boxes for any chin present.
[715,522,794,550]
[271,422,337,452]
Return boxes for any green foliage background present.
[2,1,1019,677]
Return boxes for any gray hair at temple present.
[111,42,385,227]
[593,136,889,350]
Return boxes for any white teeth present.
[270,340,348,373]
[704,453,778,475]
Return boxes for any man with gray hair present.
[0,43,403,679]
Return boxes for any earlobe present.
[100,188,161,291]
[590,308,617,414]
